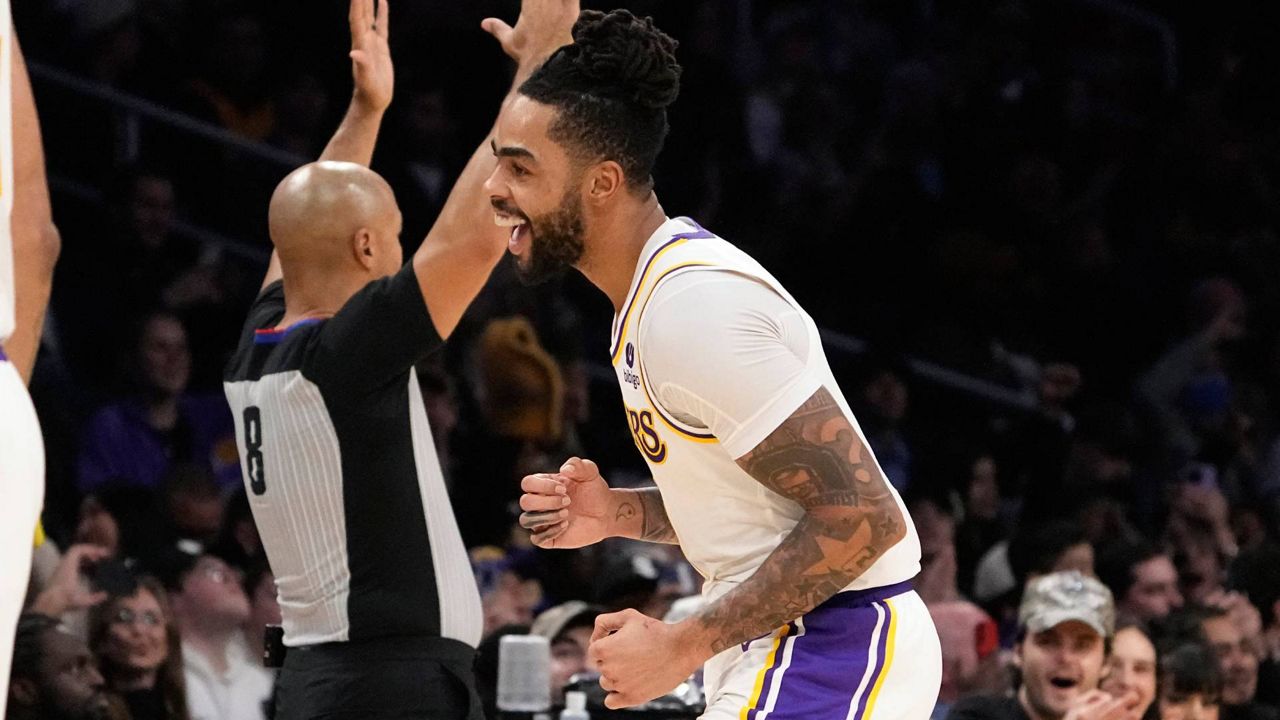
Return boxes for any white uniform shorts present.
[0,352,45,720]
[700,581,941,720]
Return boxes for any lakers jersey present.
[609,217,921,600]
[0,1,15,343]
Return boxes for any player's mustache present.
[490,199,528,221]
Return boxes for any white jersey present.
[610,217,921,601]
[0,1,15,343]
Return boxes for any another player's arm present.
[5,29,61,383]
[409,0,577,340]
[260,0,392,292]
[682,387,907,656]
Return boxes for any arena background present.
[11,0,1280,717]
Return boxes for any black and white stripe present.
[223,266,482,648]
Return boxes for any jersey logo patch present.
[625,342,636,368]
[625,405,667,464]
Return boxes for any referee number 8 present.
[243,406,266,495]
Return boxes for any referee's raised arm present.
[222,2,581,719]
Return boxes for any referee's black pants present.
[275,635,483,720]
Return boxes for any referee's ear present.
[353,228,376,269]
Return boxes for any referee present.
[221,1,578,718]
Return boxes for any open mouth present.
[1049,677,1079,690]
[493,210,530,255]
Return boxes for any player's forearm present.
[681,501,905,657]
[609,487,679,544]
[5,33,59,383]
[318,101,385,166]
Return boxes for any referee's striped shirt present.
[223,264,482,648]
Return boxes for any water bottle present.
[559,691,590,720]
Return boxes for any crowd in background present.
[9,0,1280,718]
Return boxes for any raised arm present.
[409,0,578,340]
[260,0,394,291]
[5,28,61,382]
[319,0,393,166]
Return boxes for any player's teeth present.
[494,214,526,228]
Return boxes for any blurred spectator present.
[1137,278,1248,476]
[976,519,1094,648]
[531,601,601,706]
[1101,623,1159,720]
[380,82,464,248]
[470,547,543,640]
[160,464,224,548]
[72,487,174,572]
[208,489,263,572]
[1158,644,1224,720]
[1097,542,1184,625]
[89,576,190,720]
[6,613,111,720]
[1233,545,1280,705]
[594,553,663,617]
[956,452,1011,597]
[948,571,1136,720]
[454,316,569,548]
[267,73,331,158]
[240,561,280,667]
[929,599,1003,719]
[1195,605,1277,720]
[180,8,275,141]
[158,547,271,720]
[26,544,112,642]
[77,311,239,494]
[913,495,962,604]
[853,355,914,494]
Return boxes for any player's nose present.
[483,165,504,198]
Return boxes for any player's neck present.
[578,193,667,312]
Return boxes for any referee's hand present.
[518,457,613,549]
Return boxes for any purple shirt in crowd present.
[76,395,242,493]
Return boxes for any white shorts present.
[0,355,45,720]
[700,582,941,720]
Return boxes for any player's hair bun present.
[563,9,681,110]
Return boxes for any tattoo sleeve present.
[615,487,680,544]
[692,387,906,655]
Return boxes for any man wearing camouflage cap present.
[949,571,1142,720]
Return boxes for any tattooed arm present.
[612,487,679,544]
[685,386,906,654]
[519,458,679,548]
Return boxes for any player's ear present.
[586,160,624,205]
[352,228,376,270]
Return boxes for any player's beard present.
[514,188,585,286]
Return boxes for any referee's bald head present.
[269,161,403,279]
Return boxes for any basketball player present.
[0,5,61,718]
[500,11,942,718]
[221,1,577,718]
